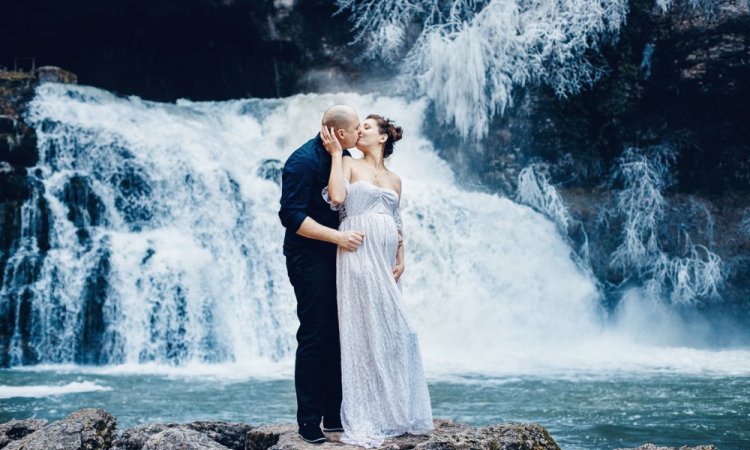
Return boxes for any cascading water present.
[2,82,750,378]
[0,82,600,374]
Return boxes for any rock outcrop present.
[114,421,254,450]
[0,68,71,367]
[244,419,561,450]
[0,70,40,367]
[2,409,116,450]
[140,428,231,450]
[0,411,565,450]
[0,409,725,450]
[0,418,48,448]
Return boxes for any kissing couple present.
[278,105,434,448]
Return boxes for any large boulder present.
[185,422,254,450]
[3,409,116,450]
[114,424,174,450]
[244,419,560,450]
[0,419,47,449]
[415,421,561,450]
[115,421,254,450]
[141,428,230,450]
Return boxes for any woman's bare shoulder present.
[388,171,402,193]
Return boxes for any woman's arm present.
[321,125,351,206]
[392,175,404,282]
[392,235,404,282]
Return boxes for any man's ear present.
[335,129,345,139]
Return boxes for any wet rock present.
[114,424,173,450]
[0,128,38,168]
[186,422,254,450]
[115,421,254,450]
[418,421,561,450]
[0,172,32,203]
[244,419,560,450]
[0,115,14,134]
[142,428,230,450]
[0,418,47,448]
[3,408,116,450]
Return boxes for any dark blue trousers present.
[285,251,342,426]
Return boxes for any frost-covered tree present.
[336,0,715,140]
[336,0,629,139]
[603,146,723,304]
[517,164,572,234]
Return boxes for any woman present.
[320,115,433,448]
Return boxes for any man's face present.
[337,120,360,149]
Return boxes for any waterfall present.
[2,82,749,377]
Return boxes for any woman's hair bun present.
[367,114,402,158]
[389,123,403,143]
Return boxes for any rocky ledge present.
[0,410,559,450]
[0,408,718,450]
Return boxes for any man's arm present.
[279,156,363,251]
[297,217,363,251]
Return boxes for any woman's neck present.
[362,145,385,170]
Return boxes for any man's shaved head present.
[322,105,358,131]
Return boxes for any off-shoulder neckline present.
[348,179,400,199]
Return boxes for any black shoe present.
[322,417,344,433]
[298,422,326,444]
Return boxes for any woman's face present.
[356,118,387,152]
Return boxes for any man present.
[278,105,364,444]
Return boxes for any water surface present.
[2,368,748,450]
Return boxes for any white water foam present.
[0,381,111,399]
[13,83,750,380]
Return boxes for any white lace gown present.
[323,179,433,448]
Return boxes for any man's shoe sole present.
[298,433,326,444]
[322,427,344,433]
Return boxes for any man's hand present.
[337,230,365,251]
[320,125,344,155]
[392,263,404,282]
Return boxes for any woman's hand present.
[320,125,343,155]
[392,262,404,282]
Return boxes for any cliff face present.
[0,0,374,101]
[423,0,750,313]
[433,0,750,195]
[0,71,40,366]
